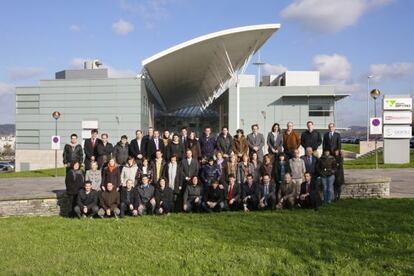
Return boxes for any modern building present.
[15,23,348,171]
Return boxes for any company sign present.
[383,98,412,110]
[383,125,412,138]
[383,111,412,124]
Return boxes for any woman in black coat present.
[334,149,345,200]
[167,134,185,161]
[65,161,85,216]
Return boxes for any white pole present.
[236,78,240,129]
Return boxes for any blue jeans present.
[321,175,335,203]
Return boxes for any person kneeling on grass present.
[98,182,120,218]
[224,174,241,211]
[136,175,156,215]
[183,176,203,213]
[74,181,99,219]
[202,180,225,213]
[276,173,297,210]
[242,174,260,212]
[298,172,321,210]
[120,179,139,218]
[154,177,174,215]
[259,174,277,210]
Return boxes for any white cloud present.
[70,58,136,78]
[369,62,414,82]
[262,64,288,76]
[69,24,81,32]
[7,67,45,81]
[281,0,393,33]
[112,19,134,35]
[313,54,351,83]
[0,82,15,95]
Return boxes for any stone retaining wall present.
[341,177,390,198]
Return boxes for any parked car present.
[410,137,414,148]
[0,162,14,172]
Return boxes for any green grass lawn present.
[342,143,360,153]
[0,199,413,275]
[0,167,66,178]
[344,149,414,169]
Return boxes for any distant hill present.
[0,124,15,136]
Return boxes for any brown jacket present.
[283,131,300,153]
[233,135,249,157]
[100,189,120,210]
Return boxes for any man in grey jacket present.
[247,124,265,161]
[136,175,156,215]
[183,176,203,212]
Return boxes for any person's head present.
[204,127,211,136]
[212,180,219,189]
[236,129,244,137]
[306,147,313,156]
[208,157,214,165]
[142,175,149,185]
[323,150,331,157]
[334,149,341,157]
[142,158,149,167]
[91,161,98,171]
[307,121,314,132]
[287,122,293,131]
[106,182,114,191]
[242,153,249,163]
[246,174,254,184]
[136,130,143,139]
[230,154,237,163]
[228,174,236,184]
[271,123,280,133]
[72,161,80,170]
[153,130,160,139]
[126,179,134,190]
[189,131,196,139]
[148,127,154,136]
[127,156,135,166]
[251,124,259,133]
[328,123,336,132]
[108,158,116,167]
[172,134,179,143]
[84,181,92,192]
[191,176,198,186]
[181,127,188,136]
[222,126,228,135]
[159,177,167,189]
[216,151,223,160]
[170,154,177,164]
[264,154,271,164]
[91,129,98,139]
[278,153,286,161]
[251,152,258,161]
[121,135,128,144]
[304,172,311,183]
[263,174,270,184]
[186,149,193,159]
[155,150,163,159]
[284,173,292,183]
[101,133,108,143]
[70,133,78,144]
[294,149,300,158]
[163,130,170,139]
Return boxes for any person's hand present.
[91,156,95,161]
[106,209,111,216]
[150,198,156,206]
[219,184,224,190]
[254,146,258,151]
[185,177,190,181]
[129,204,134,210]
[101,186,106,191]
[160,201,163,205]
[138,154,143,159]
[83,206,87,213]
[229,199,234,205]
[159,208,164,214]
[132,209,138,216]
[179,186,182,190]
[260,197,264,203]
[259,202,265,208]
[195,197,200,203]
[183,204,188,211]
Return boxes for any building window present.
[309,103,332,117]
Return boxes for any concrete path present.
[0,168,413,200]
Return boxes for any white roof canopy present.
[142,24,281,111]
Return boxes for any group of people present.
[63,121,344,218]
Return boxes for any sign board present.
[82,120,99,129]
[383,98,412,110]
[383,125,412,139]
[370,117,382,135]
[51,136,60,150]
[383,111,412,124]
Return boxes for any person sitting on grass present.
[259,173,277,210]
[202,180,225,213]
[224,174,241,211]
[242,174,259,212]
[120,179,139,218]
[74,181,99,219]
[154,177,174,215]
[298,172,321,210]
[183,176,203,213]
[136,175,156,215]
[98,182,120,218]
[276,173,297,210]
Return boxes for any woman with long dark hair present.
[267,123,283,158]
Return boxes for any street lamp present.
[370,89,381,169]
[52,111,61,177]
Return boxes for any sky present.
[1,0,413,126]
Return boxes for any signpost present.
[52,111,61,177]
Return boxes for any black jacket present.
[65,169,85,195]
[224,182,241,202]
[63,144,83,165]
[97,143,114,167]
[113,142,129,166]
[299,180,319,195]
[129,139,146,159]
[273,160,291,183]
[162,162,184,194]
[259,181,276,199]
[323,132,341,154]
[216,133,233,155]
[301,130,322,151]
[120,187,139,206]
[317,155,337,177]
[154,186,174,208]
[167,142,185,161]
[204,186,224,203]
[241,182,259,201]
[301,155,319,177]
[77,189,98,208]
[181,158,199,180]
[146,137,165,160]
[84,138,101,161]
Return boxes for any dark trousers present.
[67,194,78,217]
[184,199,202,213]
[224,199,241,211]
[155,201,173,215]
[259,195,277,210]
[243,197,258,210]
[334,184,342,201]
[202,201,225,213]
[74,205,99,218]
[120,202,134,217]
[277,196,296,209]
[299,193,321,209]
[174,192,183,212]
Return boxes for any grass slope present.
[0,199,413,275]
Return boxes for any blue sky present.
[1,0,413,126]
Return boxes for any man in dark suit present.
[242,174,260,212]
[301,121,322,151]
[181,149,199,184]
[298,172,321,210]
[224,174,241,211]
[259,174,277,210]
[146,130,165,161]
[180,127,189,148]
[129,130,146,164]
[323,123,342,155]
[247,124,265,161]
[84,129,101,171]
[301,147,319,178]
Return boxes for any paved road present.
[0,168,413,200]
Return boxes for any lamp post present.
[52,111,61,177]
[370,89,381,169]
[367,75,373,142]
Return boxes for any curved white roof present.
[142,24,281,111]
